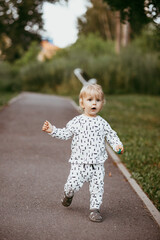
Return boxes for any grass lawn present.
[100,95,160,211]
[0,92,19,110]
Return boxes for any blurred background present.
[0,0,160,210]
[0,0,159,95]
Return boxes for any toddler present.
[42,84,124,222]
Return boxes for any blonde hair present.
[79,84,104,107]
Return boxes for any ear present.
[79,98,84,109]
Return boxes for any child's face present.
[80,93,103,117]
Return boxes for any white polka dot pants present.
[64,163,105,210]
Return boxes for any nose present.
[93,99,96,105]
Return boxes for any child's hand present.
[115,145,124,154]
[42,120,53,133]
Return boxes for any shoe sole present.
[89,216,102,222]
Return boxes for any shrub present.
[0,61,21,92]
[1,30,159,96]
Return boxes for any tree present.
[0,0,67,61]
[77,0,116,41]
[103,0,160,34]
[102,0,160,53]
[77,0,132,53]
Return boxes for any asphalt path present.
[0,92,160,240]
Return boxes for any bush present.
[117,46,160,95]
[14,41,41,67]
[19,56,81,94]
[19,61,58,92]
[51,32,160,95]
[1,30,159,96]
[0,61,21,92]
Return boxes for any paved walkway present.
[0,92,160,240]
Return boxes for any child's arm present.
[105,122,124,154]
[42,119,74,140]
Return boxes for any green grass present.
[0,92,19,110]
[73,94,160,210]
[101,95,160,211]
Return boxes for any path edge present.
[106,144,160,227]
[8,92,25,105]
[70,99,160,227]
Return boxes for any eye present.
[87,98,92,101]
[96,99,101,102]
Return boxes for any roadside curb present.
[106,144,160,227]
[70,98,160,227]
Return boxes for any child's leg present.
[89,164,105,210]
[64,164,85,197]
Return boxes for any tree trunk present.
[98,0,112,40]
[121,21,130,47]
[115,11,121,54]
[101,10,112,40]
[121,8,130,47]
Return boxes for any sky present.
[42,0,91,48]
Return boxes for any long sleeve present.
[104,121,123,151]
[47,115,123,164]
[49,119,75,140]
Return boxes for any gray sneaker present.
[89,209,102,222]
[61,193,73,207]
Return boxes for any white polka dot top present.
[49,114,123,164]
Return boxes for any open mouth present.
[91,107,96,110]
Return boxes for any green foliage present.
[0,61,11,90]
[132,24,160,52]
[0,29,160,95]
[72,33,115,57]
[62,32,160,95]
[14,42,41,67]
[117,46,160,95]
[0,61,21,92]
[77,0,115,40]
[0,92,18,110]
[103,0,155,34]
[15,34,115,94]
[0,0,67,61]
[18,55,80,94]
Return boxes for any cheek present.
[98,103,103,110]
[84,101,90,107]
